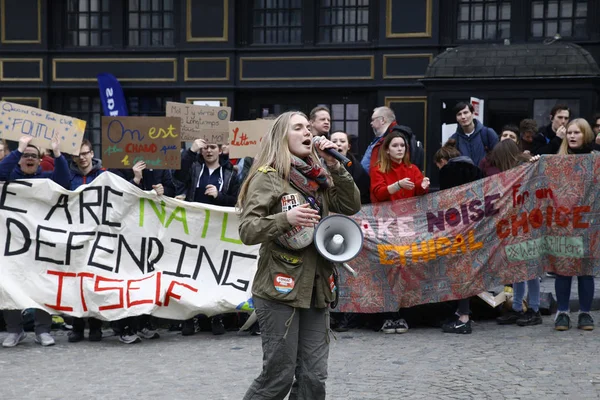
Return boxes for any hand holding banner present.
[0,101,86,155]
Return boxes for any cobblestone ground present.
[1,311,599,400]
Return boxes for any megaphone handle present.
[339,262,358,278]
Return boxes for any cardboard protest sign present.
[0,101,86,155]
[166,101,231,143]
[228,119,273,159]
[0,172,259,320]
[335,154,600,313]
[101,116,181,170]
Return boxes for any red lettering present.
[496,219,510,239]
[528,208,543,229]
[127,274,156,308]
[511,212,529,236]
[94,276,124,311]
[125,143,158,153]
[155,271,163,306]
[555,206,570,227]
[164,280,198,306]
[45,270,76,312]
[573,206,591,229]
[77,272,95,312]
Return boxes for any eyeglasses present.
[78,151,92,158]
[21,153,39,160]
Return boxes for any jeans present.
[3,309,52,335]
[555,274,594,313]
[512,278,541,312]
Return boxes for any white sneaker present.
[35,332,55,346]
[2,331,26,347]
[381,319,397,334]
[119,333,142,344]
[395,319,409,334]
[137,328,160,340]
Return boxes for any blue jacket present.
[450,119,499,167]
[0,150,70,189]
[69,158,106,190]
[110,168,176,198]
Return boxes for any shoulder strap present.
[481,126,490,151]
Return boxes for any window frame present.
[528,0,590,41]
[125,0,177,48]
[453,0,513,43]
[316,0,371,45]
[64,0,113,48]
[250,0,304,46]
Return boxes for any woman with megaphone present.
[237,111,361,400]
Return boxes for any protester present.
[0,139,8,161]
[450,102,498,167]
[309,106,331,137]
[370,131,429,334]
[534,104,569,155]
[518,119,545,154]
[554,118,597,331]
[237,111,361,400]
[477,140,543,327]
[68,139,106,343]
[40,148,55,172]
[361,106,423,174]
[330,130,371,205]
[434,140,484,334]
[479,125,521,176]
[591,112,600,150]
[109,160,175,344]
[174,139,240,336]
[0,135,70,347]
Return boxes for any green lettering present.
[165,206,189,234]
[220,213,242,244]
[201,210,210,238]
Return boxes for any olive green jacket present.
[239,164,361,309]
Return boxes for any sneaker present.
[545,272,556,278]
[442,319,472,334]
[211,317,226,335]
[88,329,103,342]
[497,309,524,325]
[380,319,397,334]
[577,313,594,331]
[68,330,85,343]
[181,319,196,336]
[119,333,142,344]
[137,327,160,340]
[35,332,55,346]
[395,319,409,334]
[2,331,26,348]
[516,309,543,326]
[554,312,571,331]
[250,322,261,336]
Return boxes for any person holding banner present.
[0,135,70,347]
[0,139,7,161]
[67,139,107,343]
[553,118,597,331]
[369,131,430,334]
[174,138,239,336]
[237,111,361,400]
[434,140,484,334]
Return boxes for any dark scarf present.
[567,144,594,154]
[289,156,332,209]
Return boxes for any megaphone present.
[313,215,364,277]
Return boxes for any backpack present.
[391,125,425,170]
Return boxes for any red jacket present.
[370,160,427,203]
[40,155,55,172]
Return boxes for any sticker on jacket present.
[281,193,301,212]
[274,274,295,294]
[328,274,336,293]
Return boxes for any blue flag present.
[97,73,128,117]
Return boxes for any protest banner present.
[335,154,600,312]
[228,120,273,159]
[166,101,231,143]
[0,172,258,320]
[0,101,86,156]
[101,116,181,170]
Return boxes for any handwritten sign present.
[166,101,231,143]
[0,101,86,155]
[228,120,273,159]
[101,116,181,170]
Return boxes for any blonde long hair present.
[558,118,594,155]
[237,111,321,209]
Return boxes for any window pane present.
[545,21,558,36]
[90,31,100,45]
[164,0,173,10]
[79,0,89,12]
[152,13,161,28]
[91,0,100,12]
[102,32,111,44]
[485,4,497,20]
[141,30,151,46]
[346,121,358,137]
[485,23,497,40]
[499,4,510,19]
[141,14,150,28]
[152,31,161,45]
[91,15,99,29]
[163,30,174,45]
[357,26,368,41]
[458,4,469,21]
[103,15,110,28]
[129,0,138,11]
[79,31,89,46]
[152,0,159,10]
[346,104,358,120]
[129,13,139,29]
[546,0,558,18]
[79,15,88,29]
[471,4,483,20]
[575,2,587,17]
[102,0,110,12]
[163,14,173,28]
[458,23,469,40]
[141,0,150,10]
[574,20,586,37]
[532,1,544,18]
[332,121,344,132]
[559,20,572,36]
[499,22,510,39]
[560,2,573,17]
[471,23,483,39]
[129,31,138,46]
[531,21,544,37]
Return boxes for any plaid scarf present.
[289,156,332,209]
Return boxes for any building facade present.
[1,0,599,179]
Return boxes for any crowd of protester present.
[0,100,598,347]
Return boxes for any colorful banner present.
[166,101,231,143]
[0,101,86,156]
[0,172,258,320]
[97,73,129,117]
[336,155,600,312]
[101,116,181,169]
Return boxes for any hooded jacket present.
[0,150,70,189]
[69,158,106,190]
[533,124,563,155]
[450,119,499,167]
[174,149,239,206]
[239,164,361,309]
[439,156,484,191]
